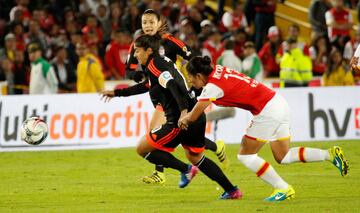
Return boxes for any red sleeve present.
[303,44,310,56]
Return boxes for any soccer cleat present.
[264,185,295,202]
[220,186,243,200]
[329,146,349,176]
[179,165,199,188]
[142,171,166,184]
[215,139,229,169]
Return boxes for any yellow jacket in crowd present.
[279,48,313,87]
[77,53,105,93]
[322,65,355,86]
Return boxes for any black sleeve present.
[253,0,267,7]
[166,79,188,111]
[166,35,194,60]
[125,43,139,80]
[153,58,189,111]
[114,81,149,97]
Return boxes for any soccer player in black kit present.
[124,9,228,184]
[101,35,241,199]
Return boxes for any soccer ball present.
[21,117,48,145]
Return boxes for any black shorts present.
[146,114,206,153]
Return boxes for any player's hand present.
[100,90,115,103]
[178,110,190,130]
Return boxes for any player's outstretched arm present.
[100,81,150,103]
[178,100,211,130]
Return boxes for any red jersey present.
[105,41,130,78]
[198,65,275,115]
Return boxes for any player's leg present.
[204,137,229,169]
[137,124,191,183]
[142,108,167,184]
[184,148,242,199]
[237,135,293,202]
[271,137,349,177]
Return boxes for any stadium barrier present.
[0,86,359,151]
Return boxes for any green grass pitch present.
[0,140,359,212]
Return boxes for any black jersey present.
[146,55,197,123]
[126,33,193,80]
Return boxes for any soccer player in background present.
[178,55,349,202]
[101,35,241,199]
[124,9,228,184]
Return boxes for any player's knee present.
[136,145,146,157]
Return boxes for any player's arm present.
[178,100,211,130]
[165,34,193,60]
[125,43,145,82]
[178,83,224,130]
[100,81,149,102]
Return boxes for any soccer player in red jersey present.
[178,56,350,202]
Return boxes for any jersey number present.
[224,69,258,88]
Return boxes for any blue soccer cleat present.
[220,186,242,200]
[179,165,198,188]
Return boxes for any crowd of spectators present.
[0,0,359,95]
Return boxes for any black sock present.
[145,150,188,173]
[204,138,217,152]
[196,156,235,192]
[155,165,164,173]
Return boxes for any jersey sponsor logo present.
[158,71,173,88]
[159,45,165,56]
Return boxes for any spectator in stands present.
[187,6,203,34]
[66,32,82,68]
[105,29,131,80]
[279,38,313,87]
[277,24,310,57]
[12,49,29,94]
[193,0,218,23]
[309,0,332,39]
[121,5,141,34]
[309,34,329,76]
[25,20,49,53]
[232,28,248,59]
[0,33,17,61]
[322,47,354,86]
[258,26,281,77]
[96,4,111,43]
[109,3,123,31]
[217,39,242,71]
[221,3,249,34]
[86,0,109,16]
[178,17,195,41]
[82,14,104,46]
[0,58,15,94]
[343,29,360,63]
[27,42,58,94]
[253,0,277,51]
[75,42,104,93]
[202,29,224,64]
[198,19,214,44]
[52,45,77,93]
[242,41,264,82]
[12,22,26,51]
[9,0,31,26]
[325,0,353,51]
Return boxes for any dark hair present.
[134,34,161,54]
[143,9,160,20]
[186,56,213,76]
